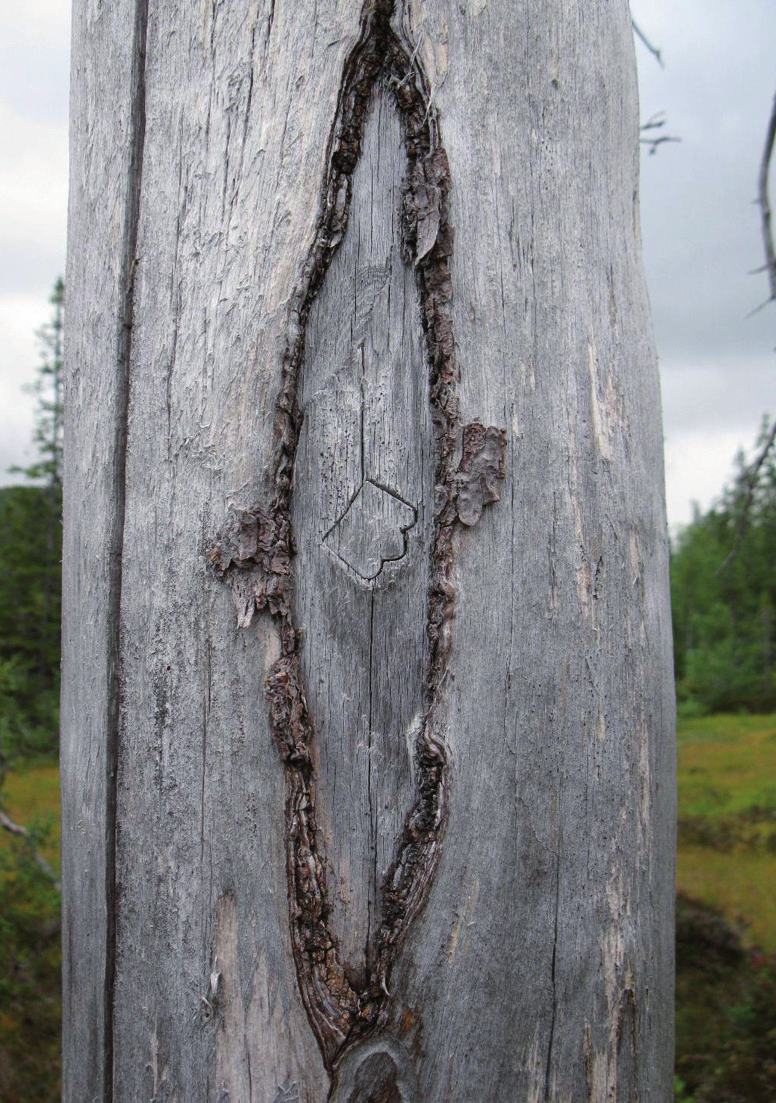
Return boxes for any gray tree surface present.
[62,1,675,1100]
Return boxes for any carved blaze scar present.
[209,0,506,1091]
[323,481,417,582]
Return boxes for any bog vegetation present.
[0,279,63,1102]
[675,714,776,1102]
[0,283,774,1100]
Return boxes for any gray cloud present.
[631,0,776,522]
[0,44,70,127]
[635,0,776,360]
[0,240,67,297]
[0,3,69,485]
[661,358,775,436]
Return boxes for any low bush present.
[676,893,776,1102]
[0,818,61,1103]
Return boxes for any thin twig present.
[639,113,681,156]
[745,296,774,319]
[717,419,776,576]
[0,806,61,890]
[640,112,668,132]
[640,135,681,156]
[632,19,664,68]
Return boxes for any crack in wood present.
[106,3,149,1101]
[209,0,506,1080]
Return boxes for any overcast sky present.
[0,1,774,529]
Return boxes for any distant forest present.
[0,278,62,763]
[0,279,63,1103]
[671,421,776,716]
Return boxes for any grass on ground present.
[0,757,61,1103]
[0,758,60,867]
[677,713,776,952]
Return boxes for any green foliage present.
[0,819,61,1103]
[0,761,61,1101]
[671,421,776,714]
[674,1077,697,1103]
[725,956,776,1096]
[0,657,37,756]
[677,713,776,954]
[0,279,64,761]
[0,488,61,758]
[0,279,64,1098]
[676,894,776,1102]
[676,717,776,1099]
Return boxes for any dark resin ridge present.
[209,0,505,1075]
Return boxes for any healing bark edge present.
[62,1,675,1101]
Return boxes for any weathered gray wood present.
[64,2,675,1102]
[61,2,146,1100]
[294,90,433,981]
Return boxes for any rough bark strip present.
[209,0,505,1076]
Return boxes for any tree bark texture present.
[63,1,675,1101]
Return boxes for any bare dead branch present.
[717,419,776,575]
[639,114,681,156]
[632,19,664,68]
[758,90,776,302]
[0,805,61,890]
[640,135,681,156]
[722,89,776,564]
[722,90,776,569]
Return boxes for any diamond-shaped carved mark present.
[323,480,417,581]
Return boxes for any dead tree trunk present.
[62,1,675,1100]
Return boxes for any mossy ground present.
[675,715,776,1101]
[0,758,60,861]
[677,714,776,952]
[0,758,60,1103]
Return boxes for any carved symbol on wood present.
[270,1085,300,1103]
[323,480,416,581]
[209,0,506,1090]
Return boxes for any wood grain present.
[63,0,675,1100]
[294,86,433,987]
[62,1,146,1099]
